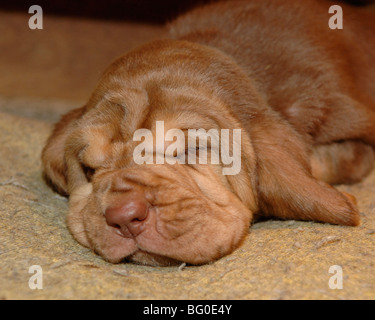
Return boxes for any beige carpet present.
[0,10,374,300]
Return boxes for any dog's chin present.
[126,250,182,267]
[89,240,182,266]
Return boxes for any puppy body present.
[171,0,375,144]
[42,0,375,265]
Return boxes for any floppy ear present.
[251,113,360,226]
[42,107,86,195]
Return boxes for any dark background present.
[1,0,374,23]
[0,0,218,23]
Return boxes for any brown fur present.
[42,0,375,266]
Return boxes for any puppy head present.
[42,40,258,266]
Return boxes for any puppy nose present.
[105,195,149,237]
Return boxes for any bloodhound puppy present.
[42,0,375,265]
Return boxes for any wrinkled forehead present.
[78,83,223,137]
[69,84,226,168]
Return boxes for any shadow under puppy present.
[42,0,375,266]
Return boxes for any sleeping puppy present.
[42,0,375,266]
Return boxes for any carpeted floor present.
[0,10,374,300]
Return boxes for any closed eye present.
[81,164,95,182]
[185,146,203,155]
[183,146,214,166]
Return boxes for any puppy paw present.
[308,181,361,227]
[341,191,357,206]
[333,194,361,226]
